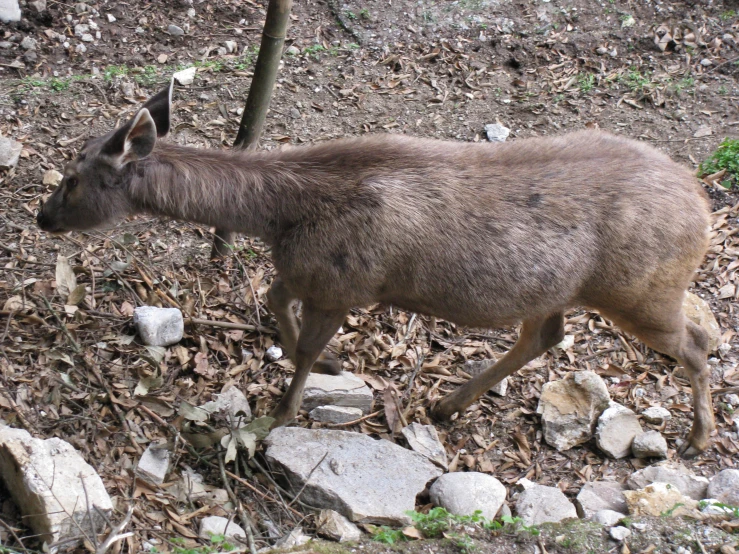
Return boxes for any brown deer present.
[37,83,715,457]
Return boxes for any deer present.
[37,82,715,457]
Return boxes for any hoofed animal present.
[37,83,715,456]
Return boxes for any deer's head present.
[36,82,172,233]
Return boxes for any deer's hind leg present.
[266,277,342,375]
[602,297,714,458]
[433,312,565,420]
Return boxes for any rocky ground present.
[1,0,739,552]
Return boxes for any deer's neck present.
[128,143,307,243]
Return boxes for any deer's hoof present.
[677,431,710,459]
[312,353,342,375]
[269,406,297,429]
[430,400,457,422]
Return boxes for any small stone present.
[624,482,698,517]
[20,36,37,51]
[484,123,510,142]
[265,345,283,361]
[74,24,89,37]
[516,483,578,526]
[157,53,168,64]
[632,430,668,459]
[694,125,713,138]
[430,473,507,520]
[289,108,301,119]
[596,46,608,55]
[224,40,237,53]
[287,372,374,414]
[700,58,712,67]
[107,13,116,22]
[198,516,246,541]
[401,423,448,470]
[81,33,94,42]
[136,444,171,486]
[286,45,301,56]
[610,526,631,541]
[537,371,611,451]
[187,8,196,18]
[592,509,626,526]
[641,406,671,424]
[627,461,709,501]
[43,169,63,186]
[275,526,310,548]
[701,498,738,516]
[75,2,88,13]
[708,469,739,506]
[316,510,362,542]
[0,41,14,49]
[595,403,643,459]
[576,481,628,518]
[310,405,363,424]
[682,292,721,351]
[23,51,37,62]
[173,66,197,86]
[75,44,87,53]
[0,0,21,22]
[725,393,739,407]
[168,24,185,36]
[0,136,23,169]
[133,306,184,347]
[120,81,135,97]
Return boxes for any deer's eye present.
[66,177,78,190]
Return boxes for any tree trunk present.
[210,0,293,260]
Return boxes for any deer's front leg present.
[270,305,348,427]
[267,277,342,375]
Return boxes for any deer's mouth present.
[36,211,67,234]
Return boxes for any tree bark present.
[210,0,293,260]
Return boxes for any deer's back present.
[271,131,709,326]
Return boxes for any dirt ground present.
[1,0,739,552]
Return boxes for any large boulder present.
[707,469,739,506]
[429,472,507,520]
[575,481,628,519]
[626,461,709,500]
[515,483,578,526]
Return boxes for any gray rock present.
[0,426,113,547]
[310,405,363,424]
[316,509,362,542]
[725,393,739,408]
[537,371,611,451]
[20,36,37,51]
[224,40,237,53]
[610,526,631,541]
[275,526,310,548]
[75,43,87,53]
[74,23,89,36]
[81,33,94,42]
[631,430,667,459]
[683,292,721,352]
[265,345,283,361]
[23,50,37,63]
[515,483,578,526]
[575,481,628,518]
[264,427,442,525]
[198,516,246,541]
[133,306,184,347]
[74,2,88,13]
[641,406,671,424]
[401,423,448,470]
[0,41,14,49]
[592,509,626,526]
[168,24,185,36]
[287,372,373,414]
[286,45,301,56]
[627,461,709,500]
[596,403,643,459]
[707,469,739,506]
[484,123,510,142]
[700,498,738,515]
[0,136,22,169]
[107,13,116,22]
[174,66,197,86]
[430,473,506,520]
[135,444,171,486]
[200,387,252,427]
[0,0,20,22]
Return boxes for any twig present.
[579,347,620,362]
[188,317,270,332]
[95,505,134,554]
[326,409,383,427]
[218,454,259,554]
[704,55,739,74]
[0,515,32,553]
[287,451,329,507]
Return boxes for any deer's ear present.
[142,79,172,137]
[102,108,157,166]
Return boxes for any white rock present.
[286,45,301,55]
[700,498,738,516]
[707,469,739,506]
[641,406,672,424]
[0,136,22,169]
[0,426,113,547]
[135,444,171,486]
[515,483,578,526]
[631,430,667,459]
[198,516,246,541]
[610,526,631,541]
[0,0,21,22]
[401,423,448,470]
[265,345,283,361]
[28,0,45,12]
[275,526,310,548]
[537,371,611,451]
[174,66,197,86]
[74,23,89,36]
[596,403,643,459]
[592,509,626,526]
[623,482,698,517]
[576,481,628,518]
[264,427,442,525]
[42,169,63,187]
[682,292,721,351]
[133,306,184,347]
[81,33,94,42]
[107,13,116,22]
[316,509,362,542]
[627,461,709,500]
[224,40,238,53]
[430,473,507,520]
[484,123,510,142]
[287,371,373,414]
[310,405,363,424]
[75,43,87,53]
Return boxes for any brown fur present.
[37,87,715,456]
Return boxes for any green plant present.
[698,500,739,517]
[49,77,71,92]
[620,69,652,93]
[578,73,595,93]
[104,65,129,81]
[345,10,356,20]
[450,532,477,553]
[371,526,407,544]
[718,85,728,95]
[359,8,370,19]
[700,138,739,189]
[720,10,736,21]
[170,533,234,554]
[660,502,685,517]
[303,44,326,58]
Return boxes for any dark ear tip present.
[142,80,173,137]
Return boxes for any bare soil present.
[1,0,739,552]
